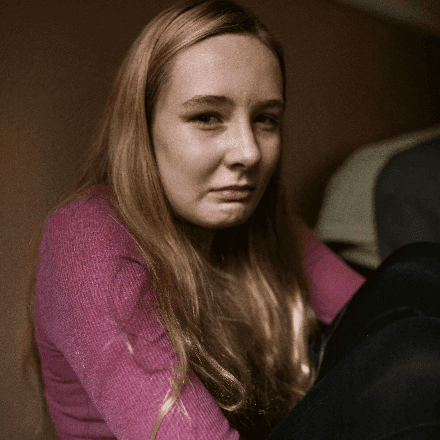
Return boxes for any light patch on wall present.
[332,0,440,36]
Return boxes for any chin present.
[211,214,252,230]
[190,206,256,230]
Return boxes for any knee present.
[378,242,440,291]
[343,317,440,437]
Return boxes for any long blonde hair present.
[20,1,319,438]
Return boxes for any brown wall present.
[1,0,439,438]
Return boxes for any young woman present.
[20,1,440,439]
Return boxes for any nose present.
[224,117,261,169]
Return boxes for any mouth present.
[214,184,255,191]
[212,185,256,201]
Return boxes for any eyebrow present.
[182,95,233,108]
[182,94,285,111]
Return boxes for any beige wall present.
[1,0,439,438]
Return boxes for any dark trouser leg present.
[267,242,440,440]
[318,241,440,380]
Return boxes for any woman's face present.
[151,33,284,230]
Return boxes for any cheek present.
[154,138,214,198]
[156,125,218,169]
[264,141,281,177]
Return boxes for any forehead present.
[159,33,283,106]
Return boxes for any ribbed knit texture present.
[34,185,365,439]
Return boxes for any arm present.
[35,191,239,439]
[299,224,366,324]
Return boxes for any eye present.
[254,114,280,131]
[191,113,222,127]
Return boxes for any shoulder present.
[42,185,143,264]
[48,185,119,232]
[37,185,151,326]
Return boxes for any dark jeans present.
[267,242,440,439]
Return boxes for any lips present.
[214,184,255,191]
[212,185,255,201]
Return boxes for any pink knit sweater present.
[34,185,365,439]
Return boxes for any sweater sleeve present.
[300,225,366,324]
[35,191,239,440]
